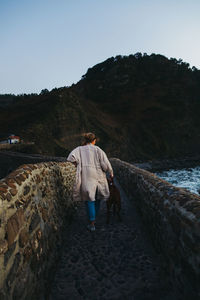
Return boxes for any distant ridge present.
[1,53,200,161]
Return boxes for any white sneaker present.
[87,224,95,232]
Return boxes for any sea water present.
[156,166,200,195]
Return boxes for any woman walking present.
[67,133,113,231]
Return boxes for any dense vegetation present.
[1,53,200,161]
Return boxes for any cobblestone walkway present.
[49,182,177,300]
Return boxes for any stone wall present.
[111,158,200,299]
[0,161,76,300]
[0,151,66,179]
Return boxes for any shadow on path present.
[49,181,178,300]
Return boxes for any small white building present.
[8,135,20,144]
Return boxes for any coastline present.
[133,155,200,172]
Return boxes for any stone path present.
[49,182,178,300]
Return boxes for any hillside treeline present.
[1,53,200,161]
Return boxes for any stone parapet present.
[0,151,66,179]
[0,161,76,299]
[110,158,200,299]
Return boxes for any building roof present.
[9,135,20,139]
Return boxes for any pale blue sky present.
[0,0,200,95]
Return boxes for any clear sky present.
[1,0,200,95]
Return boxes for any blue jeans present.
[85,200,101,222]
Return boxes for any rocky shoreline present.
[133,155,200,172]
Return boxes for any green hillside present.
[1,53,200,161]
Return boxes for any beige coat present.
[67,144,113,202]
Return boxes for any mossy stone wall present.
[111,158,200,299]
[0,161,76,300]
